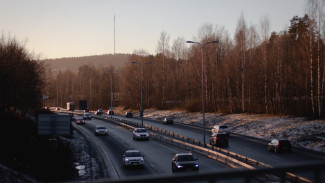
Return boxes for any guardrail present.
[62,112,313,183]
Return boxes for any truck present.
[67,102,75,111]
[79,100,87,111]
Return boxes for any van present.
[211,125,230,136]
[209,133,229,147]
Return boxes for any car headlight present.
[177,165,183,168]
[125,159,129,162]
[195,164,199,167]
[140,158,144,162]
[136,134,140,136]
[146,133,149,136]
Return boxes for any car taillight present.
[226,137,229,140]
[277,142,280,146]
[215,138,219,141]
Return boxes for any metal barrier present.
[101,161,325,183]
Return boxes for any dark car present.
[171,153,199,172]
[163,117,173,124]
[107,110,114,115]
[70,114,77,122]
[268,139,292,153]
[125,112,133,118]
[83,113,92,120]
[209,133,229,147]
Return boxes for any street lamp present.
[186,40,218,147]
[131,61,152,127]
[104,70,119,119]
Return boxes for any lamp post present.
[104,70,118,119]
[186,40,218,147]
[131,61,152,128]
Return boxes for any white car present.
[122,150,144,168]
[133,128,149,141]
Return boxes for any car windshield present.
[177,155,195,162]
[97,127,106,130]
[136,129,147,133]
[125,151,142,157]
[279,140,291,145]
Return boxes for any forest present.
[43,2,325,118]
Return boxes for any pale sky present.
[0,0,306,59]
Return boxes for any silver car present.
[95,126,108,136]
[133,128,149,141]
[122,150,145,168]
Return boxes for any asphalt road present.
[106,114,325,167]
[73,117,231,180]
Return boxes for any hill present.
[41,54,130,73]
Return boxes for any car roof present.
[96,126,106,128]
[135,128,146,130]
[125,150,140,153]
[176,152,192,156]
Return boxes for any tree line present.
[0,35,45,115]
[45,1,325,118]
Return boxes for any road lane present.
[102,114,325,168]
[74,117,231,179]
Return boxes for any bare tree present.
[260,16,271,113]
[156,31,170,109]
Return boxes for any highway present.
[72,116,231,179]
[104,113,325,168]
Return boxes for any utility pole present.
[114,14,116,55]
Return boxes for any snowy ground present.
[118,108,325,153]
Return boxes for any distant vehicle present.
[67,102,75,111]
[95,126,108,136]
[83,108,89,112]
[122,150,145,168]
[171,153,199,172]
[163,117,173,124]
[107,110,114,115]
[209,133,229,147]
[125,112,133,118]
[268,139,292,153]
[95,109,103,115]
[70,114,77,121]
[211,125,230,136]
[133,128,149,141]
[76,118,85,125]
[79,100,87,111]
[55,107,60,111]
[83,113,92,120]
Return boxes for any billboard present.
[38,114,71,136]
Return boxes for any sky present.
[0,0,306,59]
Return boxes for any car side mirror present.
[143,155,145,157]
[123,155,125,158]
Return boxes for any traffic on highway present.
[65,109,325,182]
